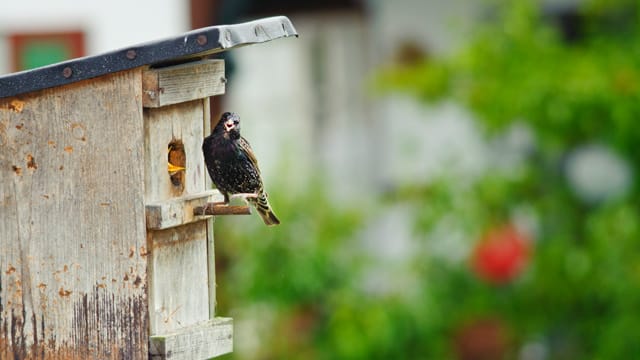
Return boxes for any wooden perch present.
[194,203,252,216]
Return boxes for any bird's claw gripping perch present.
[230,193,259,204]
[194,193,257,216]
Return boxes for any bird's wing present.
[238,136,261,174]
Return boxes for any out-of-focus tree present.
[216,0,640,358]
[375,0,640,358]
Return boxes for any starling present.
[202,112,280,226]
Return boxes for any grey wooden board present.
[203,96,218,320]
[204,95,214,190]
[144,97,217,336]
[206,218,217,319]
[145,189,223,230]
[142,59,226,108]
[149,317,233,359]
[143,99,209,202]
[147,222,210,335]
[0,70,148,358]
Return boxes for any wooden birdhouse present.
[0,16,297,359]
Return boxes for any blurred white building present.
[0,0,188,73]
[224,0,483,203]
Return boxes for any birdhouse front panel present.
[142,59,226,340]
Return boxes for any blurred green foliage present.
[216,0,640,359]
[377,0,640,160]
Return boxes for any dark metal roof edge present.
[0,16,298,99]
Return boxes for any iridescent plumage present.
[202,112,280,226]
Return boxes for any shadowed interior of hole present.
[168,140,186,194]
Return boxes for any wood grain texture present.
[203,96,214,191]
[144,97,219,338]
[147,222,210,335]
[142,60,226,108]
[206,218,217,320]
[146,190,223,230]
[149,317,233,360]
[144,100,209,202]
[193,204,251,216]
[0,70,148,358]
[202,97,218,321]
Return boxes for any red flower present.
[471,225,531,284]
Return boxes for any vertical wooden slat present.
[147,223,210,335]
[0,70,148,358]
[203,97,218,320]
[144,98,211,336]
[203,96,213,191]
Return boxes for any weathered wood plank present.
[203,97,214,191]
[142,59,226,108]
[143,100,209,202]
[144,97,215,339]
[206,219,217,320]
[203,97,218,321]
[0,70,148,358]
[147,222,210,335]
[145,190,224,230]
[149,317,233,360]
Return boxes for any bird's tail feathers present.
[247,191,280,226]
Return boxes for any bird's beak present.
[224,119,236,131]
[168,162,185,174]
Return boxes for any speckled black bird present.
[202,112,280,226]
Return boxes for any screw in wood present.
[126,49,137,60]
[62,67,73,78]
[196,35,207,46]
